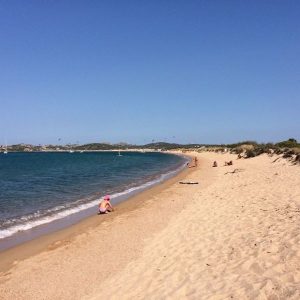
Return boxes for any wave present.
[0,159,187,239]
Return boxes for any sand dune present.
[1,152,299,299]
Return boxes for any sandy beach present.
[0,152,300,299]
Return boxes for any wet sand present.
[1,152,300,299]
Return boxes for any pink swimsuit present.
[99,207,107,213]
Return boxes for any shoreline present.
[0,151,189,250]
[0,153,194,272]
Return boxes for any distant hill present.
[74,143,120,150]
[3,138,299,152]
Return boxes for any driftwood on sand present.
[224,168,245,175]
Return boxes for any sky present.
[0,1,299,145]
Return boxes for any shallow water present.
[0,151,186,239]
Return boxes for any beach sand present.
[0,152,300,299]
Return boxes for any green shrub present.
[245,149,256,158]
[276,138,299,148]
[275,148,283,155]
[254,148,265,156]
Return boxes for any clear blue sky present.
[1,1,299,145]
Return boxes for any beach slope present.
[1,152,300,299]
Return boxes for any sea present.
[0,151,187,243]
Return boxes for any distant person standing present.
[98,195,114,214]
[188,157,198,168]
[194,156,198,167]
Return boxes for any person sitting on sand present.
[213,161,218,167]
[225,160,233,166]
[98,195,114,214]
[188,157,198,168]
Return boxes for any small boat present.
[69,150,74,153]
[3,142,8,154]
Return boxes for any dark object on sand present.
[224,168,244,175]
[225,160,233,166]
[179,181,199,184]
[213,161,218,167]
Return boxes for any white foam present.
[0,160,187,239]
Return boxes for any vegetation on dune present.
[227,139,300,163]
[275,138,299,148]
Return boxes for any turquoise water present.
[0,151,186,238]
